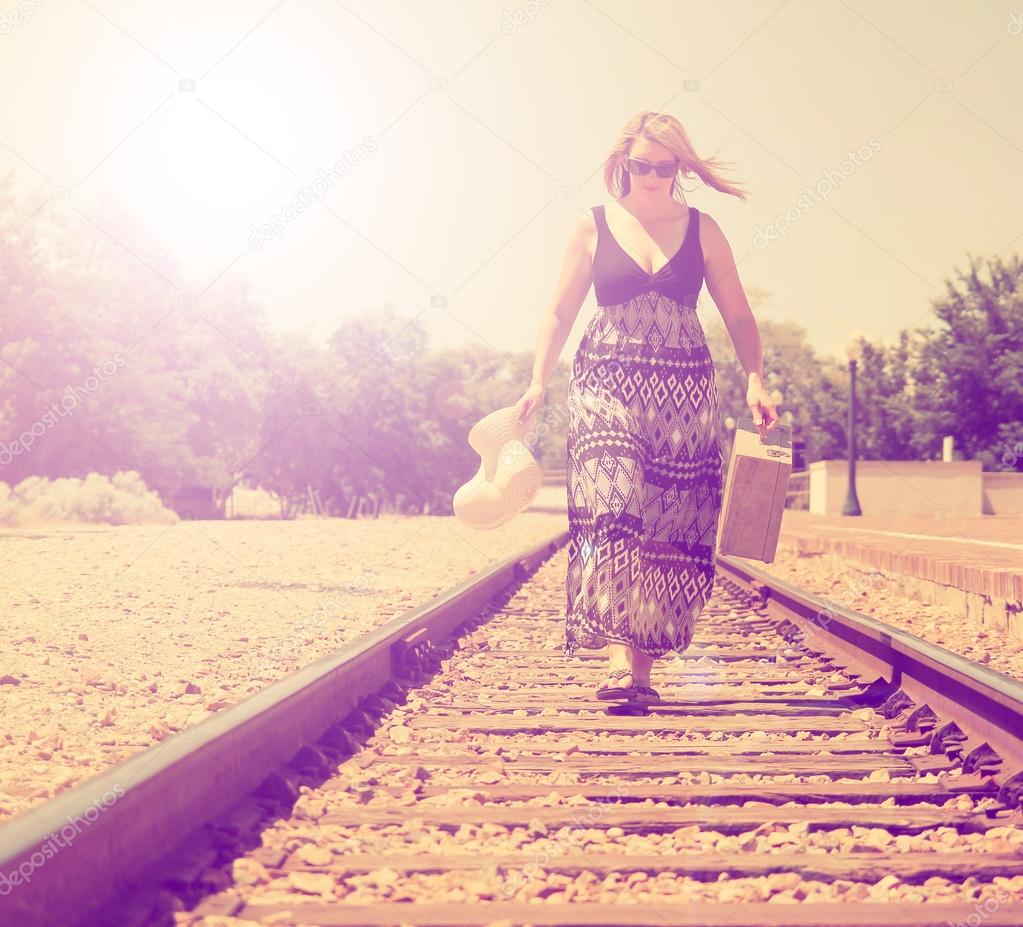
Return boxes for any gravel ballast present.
[759,544,1023,681]
[0,514,564,821]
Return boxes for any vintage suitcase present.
[716,413,793,563]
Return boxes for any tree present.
[0,179,270,503]
[912,252,1023,468]
[850,332,920,460]
[704,316,847,465]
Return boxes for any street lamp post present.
[842,339,863,516]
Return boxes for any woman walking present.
[515,111,778,703]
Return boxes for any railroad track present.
[3,529,1023,926]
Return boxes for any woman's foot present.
[596,667,636,700]
[631,667,661,703]
[632,683,661,703]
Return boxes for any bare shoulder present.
[695,210,733,267]
[570,206,599,261]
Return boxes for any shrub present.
[0,471,178,526]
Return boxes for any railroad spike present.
[360,693,393,716]
[880,690,915,720]
[749,581,770,608]
[845,676,899,708]
[318,724,359,756]
[342,707,377,734]
[995,769,1023,810]
[288,744,333,776]
[929,720,968,755]
[888,729,932,748]
[255,771,300,806]
[962,742,1003,774]
[379,680,406,702]
[905,703,938,731]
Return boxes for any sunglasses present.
[625,157,680,179]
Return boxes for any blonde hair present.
[602,111,749,202]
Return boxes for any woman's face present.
[625,139,679,193]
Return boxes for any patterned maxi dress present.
[564,202,724,659]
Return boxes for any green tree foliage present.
[0,183,270,505]
[848,332,922,460]
[912,253,1023,468]
[704,315,848,465]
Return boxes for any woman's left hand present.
[746,377,779,441]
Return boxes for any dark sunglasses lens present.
[655,162,678,178]
[626,158,651,175]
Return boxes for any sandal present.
[596,668,636,701]
[633,685,661,704]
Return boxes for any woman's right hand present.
[514,380,546,425]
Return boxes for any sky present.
[1,0,1021,369]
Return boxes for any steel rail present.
[716,552,1023,788]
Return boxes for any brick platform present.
[777,511,1023,637]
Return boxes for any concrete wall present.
[982,471,1023,515]
[808,460,985,516]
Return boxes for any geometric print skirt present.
[564,290,725,659]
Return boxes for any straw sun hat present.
[453,405,543,529]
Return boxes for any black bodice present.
[590,203,704,307]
